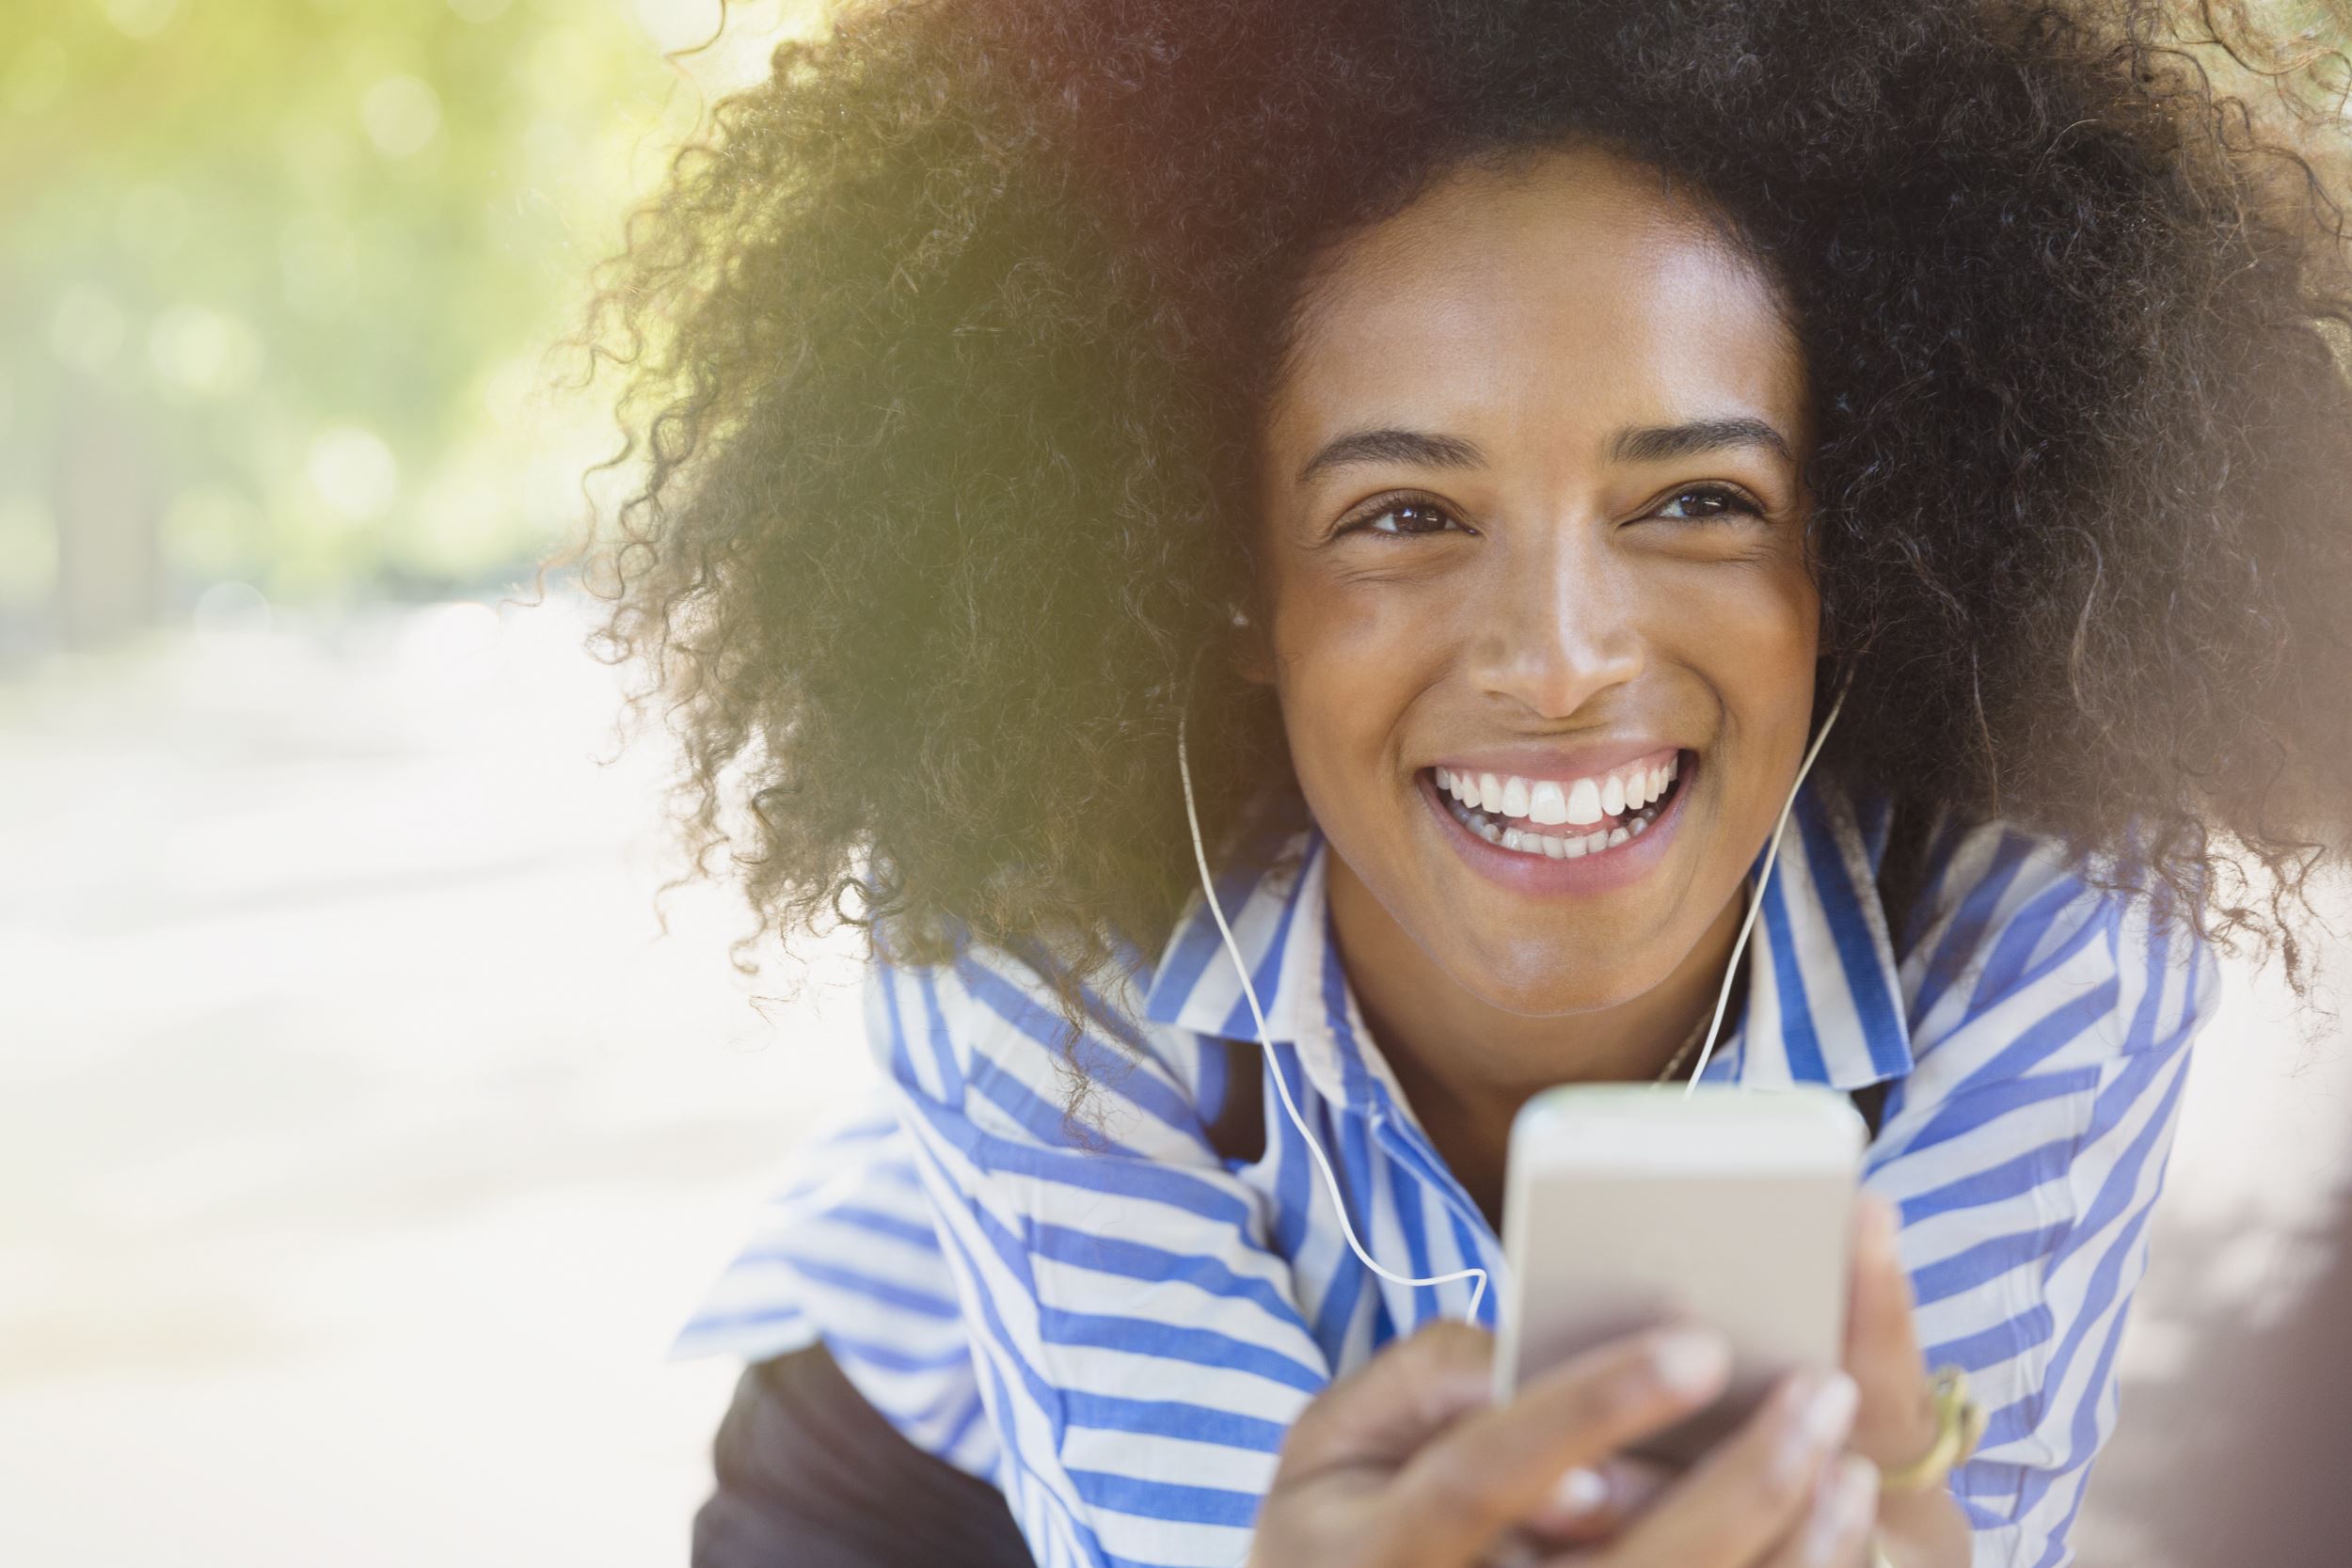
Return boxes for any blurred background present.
[1,2,2346,1564]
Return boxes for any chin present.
[1437,929,1677,1020]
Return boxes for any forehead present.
[1271,146,1806,459]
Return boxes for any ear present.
[1229,603,1277,688]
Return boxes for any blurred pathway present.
[0,601,874,1568]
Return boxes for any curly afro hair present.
[576,0,2352,1018]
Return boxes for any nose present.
[1463,524,1643,720]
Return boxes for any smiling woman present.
[576,2,2352,1566]
[1256,150,1831,1215]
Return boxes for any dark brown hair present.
[573,0,2352,1015]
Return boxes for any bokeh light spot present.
[150,307,264,400]
[102,0,182,40]
[306,427,401,523]
[632,0,723,53]
[360,75,443,160]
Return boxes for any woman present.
[583,1,2352,1563]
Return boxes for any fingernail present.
[1653,1328,1732,1396]
[1804,1371,1859,1445]
[1549,1465,1609,1518]
[1805,1455,1877,1554]
[1837,1455,1880,1528]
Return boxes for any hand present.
[1248,1319,1881,1568]
[1248,1320,1730,1567]
[1492,1195,1973,1568]
[1839,1194,1972,1568]
[1516,1367,1883,1567]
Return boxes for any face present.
[1255,144,1820,1018]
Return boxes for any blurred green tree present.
[0,0,805,644]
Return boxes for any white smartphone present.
[1492,1084,1867,1466]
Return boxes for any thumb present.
[1276,1321,1496,1481]
[1845,1191,1934,1467]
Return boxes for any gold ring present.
[1879,1366,1986,1495]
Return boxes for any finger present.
[1843,1194,1935,1468]
[1514,1455,1877,1568]
[1386,1325,1732,1563]
[1518,1456,1674,1545]
[1277,1320,1497,1480]
[1758,1454,1880,1568]
[1605,1368,1858,1568]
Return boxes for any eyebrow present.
[1609,416,1793,466]
[1295,428,1486,486]
[1294,416,1793,486]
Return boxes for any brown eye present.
[1356,500,1465,537]
[1655,485,1764,522]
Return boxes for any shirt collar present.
[1724,779,1915,1089]
[1139,777,1914,1108]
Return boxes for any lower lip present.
[1417,755,1696,896]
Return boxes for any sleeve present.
[867,945,1327,1568]
[672,1090,1000,1478]
[1862,828,2220,1568]
[692,1343,1036,1568]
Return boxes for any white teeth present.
[1436,754,1679,856]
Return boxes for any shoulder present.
[862,926,1227,1164]
[1892,815,2219,1068]
[1866,813,2219,1177]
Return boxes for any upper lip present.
[1427,741,1684,781]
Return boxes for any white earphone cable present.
[1681,678,1850,1095]
[1177,719,1490,1323]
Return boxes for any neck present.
[1326,860,1745,1229]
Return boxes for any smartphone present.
[1492,1084,1867,1466]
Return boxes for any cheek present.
[1266,570,1447,793]
[1687,559,1821,772]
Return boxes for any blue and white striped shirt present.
[677,782,2217,1568]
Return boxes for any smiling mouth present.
[1428,753,1686,860]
